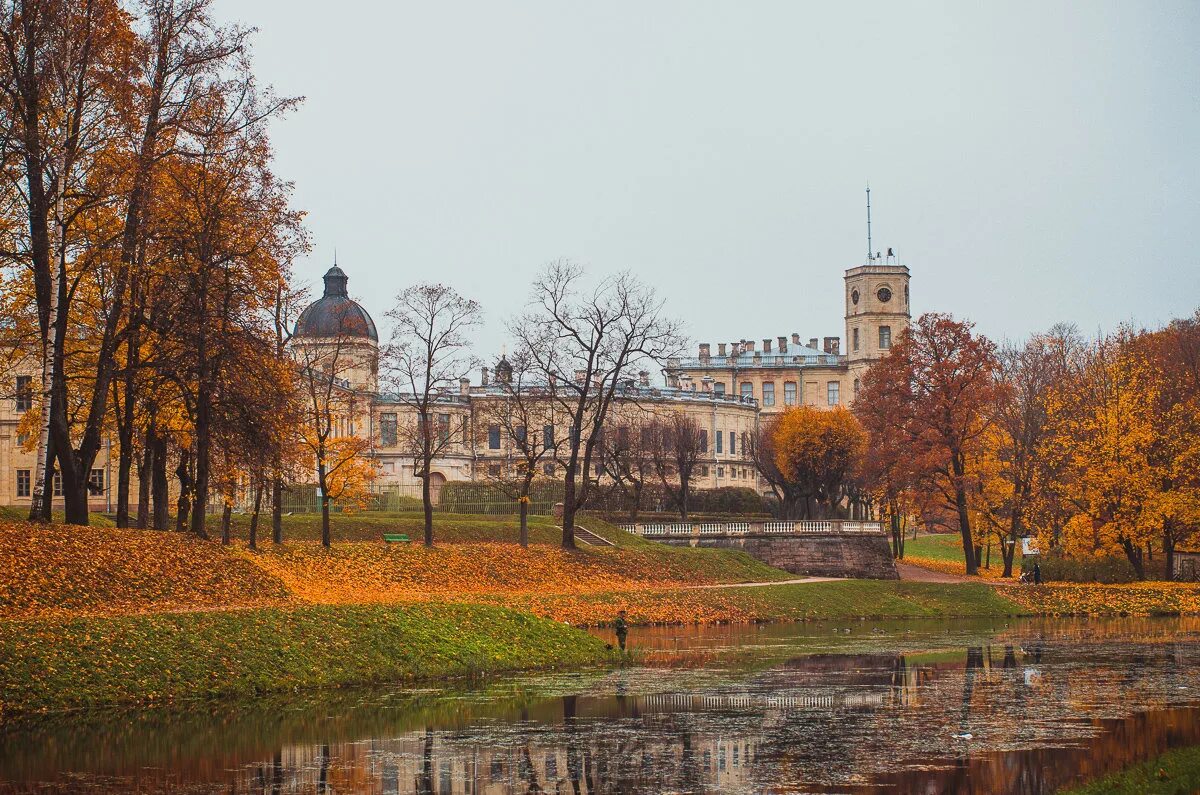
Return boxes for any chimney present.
[730,342,741,357]
[809,337,818,350]
[823,336,841,354]
[481,366,489,386]
[638,370,650,387]
[745,340,755,353]
[459,377,470,395]
[717,343,726,357]
[699,342,711,362]
[763,338,772,353]
[792,333,800,346]
[830,337,841,355]
[574,369,587,384]
[777,336,788,354]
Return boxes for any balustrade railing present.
[620,519,885,537]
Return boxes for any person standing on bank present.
[614,610,629,652]
[1033,562,1042,585]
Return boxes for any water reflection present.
[1,618,1199,793]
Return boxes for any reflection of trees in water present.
[4,634,1200,794]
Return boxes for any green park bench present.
[382,533,411,543]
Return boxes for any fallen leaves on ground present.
[241,541,730,605]
[903,555,1013,580]
[0,520,292,620]
[1004,581,1200,616]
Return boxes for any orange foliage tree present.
[772,406,867,520]
[856,313,999,575]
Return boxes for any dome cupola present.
[294,264,378,342]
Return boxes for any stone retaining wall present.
[660,533,899,580]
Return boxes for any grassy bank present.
[0,603,613,717]
[487,579,1027,626]
[1060,745,1200,794]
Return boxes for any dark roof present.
[294,265,378,342]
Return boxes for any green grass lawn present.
[906,531,1023,568]
[1060,744,1200,794]
[0,603,615,716]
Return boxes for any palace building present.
[666,256,910,413]
[0,253,909,508]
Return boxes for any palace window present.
[879,326,892,349]
[87,469,104,495]
[716,430,723,454]
[462,416,470,445]
[827,381,840,406]
[699,429,708,453]
[740,382,753,400]
[438,413,451,443]
[380,413,397,447]
[52,473,62,496]
[717,466,724,478]
[729,431,736,455]
[853,328,860,352]
[713,382,725,395]
[15,375,32,413]
[854,378,861,398]
[699,465,708,477]
[784,381,797,405]
[488,424,501,449]
[515,426,527,446]
[16,469,30,498]
[762,382,775,406]
[543,462,555,476]
[487,464,501,477]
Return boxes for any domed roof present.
[294,265,378,342]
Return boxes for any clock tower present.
[844,256,910,401]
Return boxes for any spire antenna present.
[865,183,873,263]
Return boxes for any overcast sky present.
[216,0,1199,361]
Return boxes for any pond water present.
[2,617,1200,794]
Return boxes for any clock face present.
[876,287,892,303]
[850,289,860,305]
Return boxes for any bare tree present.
[512,261,683,548]
[597,414,657,522]
[477,349,563,546]
[650,412,703,521]
[384,283,480,547]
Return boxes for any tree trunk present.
[1164,526,1176,582]
[221,503,232,545]
[519,499,529,548]
[114,334,138,527]
[249,482,263,551]
[151,431,169,530]
[421,465,434,547]
[175,449,193,533]
[318,460,331,548]
[561,462,578,549]
[952,453,978,575]
[189,388,211,539]
[136,440,151,529]
[271,476,283,544]
[1120,537,1146,580]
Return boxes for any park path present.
[686,576,842,590]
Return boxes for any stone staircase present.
[571,526,615,547]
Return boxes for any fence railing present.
[621,519,885,537]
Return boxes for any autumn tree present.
[772,405,866,520]
[384,283,480,547]
[750,416,804,519]
[856,313,999,575]
[512,261,683,548]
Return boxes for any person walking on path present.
[1033,562,1042,585]
[614,610,629,652]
